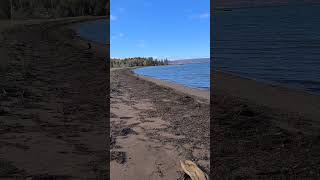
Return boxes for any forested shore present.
[111,57,169,68]
[0,0,108,19]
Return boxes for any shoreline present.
[0,17,108,178]
[128,63,320,117]
[70,19,109,47]
[130,63,320,127]
[213,70,320,123]
[131,67,210,102]
[216,69,320,96]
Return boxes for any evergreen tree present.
[111,57,170,68]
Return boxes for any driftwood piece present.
[180,160,209,180]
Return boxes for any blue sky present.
[111,0,210,60]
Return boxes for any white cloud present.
[110,15,118,21]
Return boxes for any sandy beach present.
[0,17,108,179]
[110,68,210,179]
[1,11,319,180]
[125,64,320,179]
[212,70,320,178]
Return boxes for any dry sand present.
[110,69,210,179]
[0,17,108,179]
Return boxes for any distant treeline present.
[0,0,108,19]
[111,57,169,68]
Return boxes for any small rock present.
[120,128,137,136]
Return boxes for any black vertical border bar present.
[106,0,111,179]
[210,0,214,178]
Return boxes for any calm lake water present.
[75,5,320,94]
[214,4,320,94]
[74,19,210,90]
[73,19,108,44]
[134,63,210,90]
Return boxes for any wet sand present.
[134,73,209,102]
[110,69,210,179]
[0,17,108,179]
[215,71,320,122]
[212,70,320,178]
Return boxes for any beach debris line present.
[180,160,209,180]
